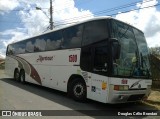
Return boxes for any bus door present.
[81,41,109,103]
[90,45,109,103]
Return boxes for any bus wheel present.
[14,69,19,81]
[70,79,86,101]
[19,70,25,84]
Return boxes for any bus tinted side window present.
[82,20,108,46]
[46,30,62,50]
[6,45,14,55]
[62,24,83,49]
[34,37,46,52]
[14,41,26,54]
[26,39,35,53]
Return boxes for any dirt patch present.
[0,70,4,74]
[0,62,5,69]
[143,90,160,110]
[0,70,6,79]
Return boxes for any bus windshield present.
[133,29,151,78]
[111,20,151,78]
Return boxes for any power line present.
[51,0,93,13]
[110,3,160,16]
[92,0,154,15]
[0,0,92,12]
[0,0,148,13]
[0,0,93,28]
[53,0,155,25]
[4,0,148,25]
[0,0,154,21]
[54,3,160,27]
[0,0,158,25]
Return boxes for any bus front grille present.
[127,94,145,101]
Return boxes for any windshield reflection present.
[133,28,151,78]
[111,20,151,78]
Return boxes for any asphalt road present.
[0,70,159,119]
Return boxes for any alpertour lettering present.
[36,55,54,62]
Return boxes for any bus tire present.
[14,69,19,81]
[19,70,25,84]
[69,78,86,101]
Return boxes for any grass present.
[143,90,160,110]
[145,55,160,109]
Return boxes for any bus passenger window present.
[34,39,46,52]
[26,41,34,53]
[82,20,108,46]
[62,24,83,49]
[46,30,62,50]
[7,45,14,55]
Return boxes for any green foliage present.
[150,54,160,89]
[150,55,160,80]
[150,47,160,57]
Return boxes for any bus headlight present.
[123,85,129,90]
[114,85,129,91]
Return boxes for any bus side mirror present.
[110,38,121,59]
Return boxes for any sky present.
[0,0,160,58]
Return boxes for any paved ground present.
[0,70,159,119]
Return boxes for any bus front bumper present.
[108,89,151,104]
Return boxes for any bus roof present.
[8,16,143,45]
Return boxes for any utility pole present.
[50,0,53,30]
[36,0,54,31]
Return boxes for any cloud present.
[53,0,94,25]
[2,0,160,59]
[147,32,160,47]
[0,28,29,46]
[115,0,160,47]
[18,0,94,36]
[0,0,93,57]
[0,53,5,59]
[0,28,29,57]
[19,9,49,36]
[0,0,19,14]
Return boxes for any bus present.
[5,17,152,103]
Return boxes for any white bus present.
[5,17,152,103]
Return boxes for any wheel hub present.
[74,84,83,96]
